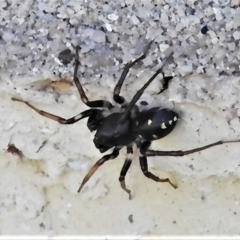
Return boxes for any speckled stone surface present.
[1,0,240,236]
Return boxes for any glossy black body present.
[12,44,240,199]
[93,107,179,153]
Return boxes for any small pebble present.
[105,23,112,32]
[107,13,119,21]
[58,49,73,65]
[160,43,170,52]
[201,25,208,34]
[140,101,148,106]
[131,15,140,25]
[233,31,240,40]
[185,5,195,15]
[128,214,134,223]
[92,30,106,43]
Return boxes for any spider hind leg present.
[139,155,177,189]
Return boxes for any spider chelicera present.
[12,41,240,199]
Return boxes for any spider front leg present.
[120,52,173,123]
[74,46,113,109]
[78,147,121,193]
[113,40,154,106]
[119,146,133,200]
[11,97,99,124]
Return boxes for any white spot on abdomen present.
[174,116,178,121]
[161,123,167,129]
[148,119,152,125]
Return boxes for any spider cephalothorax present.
[12,41,240,199]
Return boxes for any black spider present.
[12,41,240,199]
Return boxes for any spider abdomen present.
[134,108,179,141]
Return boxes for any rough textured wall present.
[0,0,240,236]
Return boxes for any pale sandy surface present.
[0,0,240,236]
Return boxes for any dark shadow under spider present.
[12,41,240,200]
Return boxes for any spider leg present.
[157,75,173,94]
[139,155,177,189]
[74,46,113,109]
[120,52,173,123]
[140,140,240,157]
[119,146,133,200]
[11,97,99,124]
[113,40,154,106]
[78,147,121,193]
[86,110,104,132]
